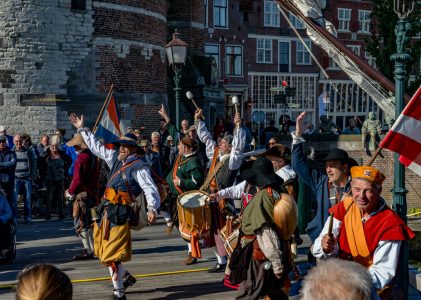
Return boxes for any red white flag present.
[380,86,421,177]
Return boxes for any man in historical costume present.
[194,108,246,273]
[69,113,160,300]
[291,111,357,244]
[230,157,292,300]
[163,136,205,264]
[312,166,415,298]
[64,134,99,260]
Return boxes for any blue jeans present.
[14,177,32,222]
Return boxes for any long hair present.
[16,264,72,300]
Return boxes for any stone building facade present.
[0,0,168,140]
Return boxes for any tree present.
[365,0,421,95]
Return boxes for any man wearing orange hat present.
[312,166,415,296]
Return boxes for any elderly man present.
[292,111,357,243]
[194,108,246,273]
[69,113,160,300]
[13,134,37,224]
[313,166,414,296]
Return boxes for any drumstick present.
[232,95,240,129]
[186,91,205,120]
[327,213,334,237]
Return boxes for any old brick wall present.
[0,0,169,140]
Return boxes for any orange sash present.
[208,147,220,191]
[172,155,183,194]
[343,197,373,267]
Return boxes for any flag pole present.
[93,84,114,134]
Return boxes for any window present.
[214,0,227,28]
[338,8,351,31]
[347,45,361,56]
[264,1,280,27]
[296,41,311,65]
[289,13,305,29]
[278,42,289,72]
[205,44,220,70]
[329,58,340,69]
[226,46,243,76]
[71,0,86,10]
[358,10,371,33]
[365,51,376,68]
[257,39,272,63]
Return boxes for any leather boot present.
[184,252,197,265]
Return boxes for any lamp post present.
[165,30,188,130]
[390,0,414,298]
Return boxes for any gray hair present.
[300,259,373,300]
[50,135,61,146]
[151,132,160,138]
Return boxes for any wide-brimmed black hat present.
[324,148,358,167]
[112,133,139,148]
[240,157,284,188]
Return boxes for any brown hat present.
[258,144,291,162]
[66,134,88,149]
[350,166,385,185]
[181,136,198,150]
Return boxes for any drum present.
[177,190,211,242]
[220,218,241,257]
[273,193,298,240]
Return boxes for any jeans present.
[14,177,32,222]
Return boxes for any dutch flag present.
[95,95,128,146]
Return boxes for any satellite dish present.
[252,110,265,124]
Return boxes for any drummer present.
[230,157,291,300]
[194,108,246,273]
[163,136,204,264]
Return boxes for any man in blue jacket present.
[0,136,16,223]
[291,111,357,243]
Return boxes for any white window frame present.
[226,45,243,77]
[278,41,290,72]
[289,13,305,29]
[256,38,272,63]
[358,10,371,33]
[347,44,361,56]
[205,44,220,72]
[213,0,228,28]
[296,40,311,65]
[365,51,377,68]
[264,1,280,27]
[338,8,351,32]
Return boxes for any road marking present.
[0,267,210,289]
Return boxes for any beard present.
[118,152,129,161]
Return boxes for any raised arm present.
[69,113,116,168]
[194,108,216,160]
[229,112,246,170]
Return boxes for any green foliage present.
[365,0,421,95]
[408,208,421,215]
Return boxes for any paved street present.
[1,214,420,299]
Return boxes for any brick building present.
[0,0,168,140]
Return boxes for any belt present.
[104,188,131,205]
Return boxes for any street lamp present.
[322,91,331,118]
[165,30,188,130]
[390,0,414,298]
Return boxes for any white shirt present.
[196,120,246,170]
[78,129,160,211]
[312,210,401,289]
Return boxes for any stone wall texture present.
[0,0,168,139]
